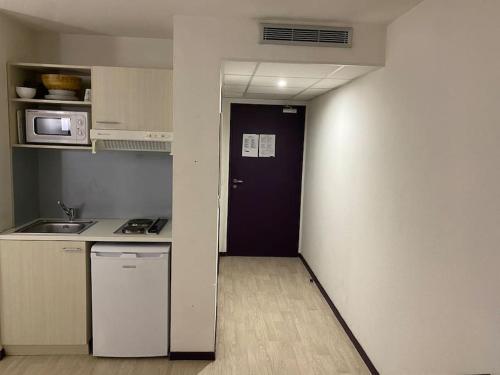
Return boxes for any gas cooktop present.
[114,218,168,235]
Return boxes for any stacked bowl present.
[41,74,82,101]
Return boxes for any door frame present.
[218,98,309,255]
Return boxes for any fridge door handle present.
[93,252,138,258]
[92,252,166,259]
[93,252,130,258]
[120,253,138,259]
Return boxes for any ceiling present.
[222,61,378,101]
[0,0,423,38]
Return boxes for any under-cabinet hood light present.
[90,130,173,154]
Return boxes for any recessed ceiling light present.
[277,79,287,88]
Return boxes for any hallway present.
[0,257,368,375]
[216,256,368,374]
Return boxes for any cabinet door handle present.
[96,121,122,124]
[63,247,82,253]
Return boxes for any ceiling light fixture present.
[277,79,287,88]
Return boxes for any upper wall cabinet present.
[91,67,172,132]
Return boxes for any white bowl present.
[16,87,36,99]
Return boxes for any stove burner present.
[114,218,168,235]
[122,226,147,234]
[115,219,154,234]
[127,219,154,226]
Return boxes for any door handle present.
[232,179,244,184]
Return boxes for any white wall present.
[0,11,38,354]
[0,13,37,231]
[172,15,386,352]
[300,0,500,373]
[35,33,172,68]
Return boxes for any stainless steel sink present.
[16,220,96,234]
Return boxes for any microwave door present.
[31,116,76,144]
[35,118,70,135]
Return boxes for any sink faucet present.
[57,200,77,221]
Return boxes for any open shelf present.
[11,98,91,106]
[12,144,92,151]
[7,62,93,147]
[9,62,91,74]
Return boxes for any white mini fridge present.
[91,242,170,357]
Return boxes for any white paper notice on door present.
[259,134,276,157]
[242,134,259,157]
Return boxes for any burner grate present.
[114,219,154,235]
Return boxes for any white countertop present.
[0,219,172,243]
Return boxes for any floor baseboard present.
[169,352,215,361]
[298,254,379,375]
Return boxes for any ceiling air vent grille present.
[261,23,352,48]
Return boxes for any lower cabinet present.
[0,240,90,355]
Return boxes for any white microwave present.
[25,109,90,145]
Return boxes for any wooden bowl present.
[41,74,81,90]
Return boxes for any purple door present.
[227,104,305,257]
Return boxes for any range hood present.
[90,129,173,153]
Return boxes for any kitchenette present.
[0,61,174,358]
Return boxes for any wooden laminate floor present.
[0,257,369,375]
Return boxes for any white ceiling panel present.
[222,85,247,93]
[244,93,296,100]
[255,63,341,79]
[294,88,331,101]
[224,74,252,85]
[223,91,245,98]
[331,65,378,80]
[250,76,319,88]
[311,79,350,89]
[223,61,258,76]
[293,92,319,101]
[221,61,381,101]
[247,86,303,95]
